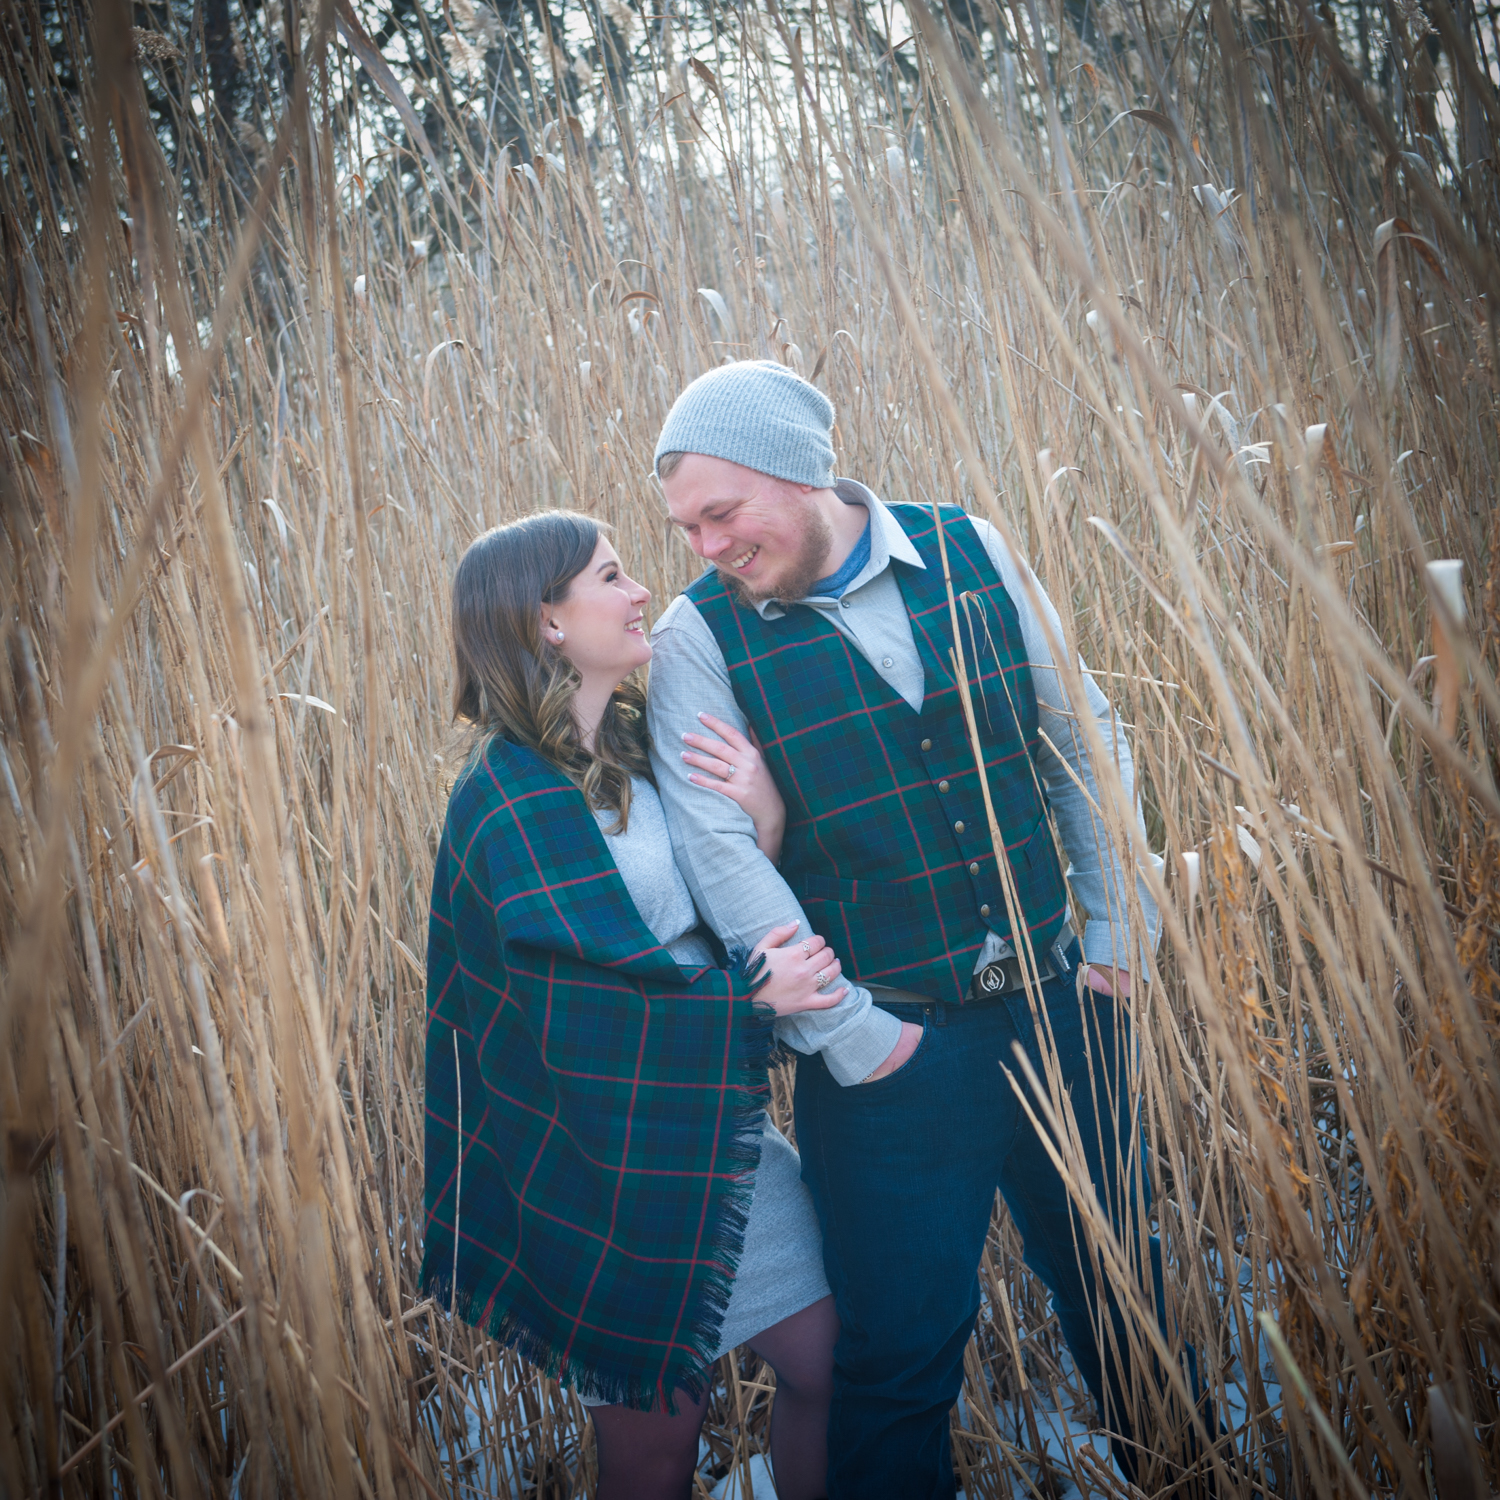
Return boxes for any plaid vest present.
[686,502,1069,1002]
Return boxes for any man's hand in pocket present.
[861,1021,923,1083]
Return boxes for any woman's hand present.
[747,923,848,1016]
[681,712,786,863]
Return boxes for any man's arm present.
[647,595,903,1085]
[969,518,1164,977]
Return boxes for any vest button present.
[920,738,932,751]
[969,862,980,875]
[954,820,965,834]
[980,904,991,918]
[938,780,950,793]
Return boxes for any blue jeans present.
[795,947,1193,1499]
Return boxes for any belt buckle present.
[974,961,1011,998]
[972,957,1058,1001]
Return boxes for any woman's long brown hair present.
[451,511,651,830]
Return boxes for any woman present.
[420,510,840,1500]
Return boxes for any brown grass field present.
[2,0,1498,1493]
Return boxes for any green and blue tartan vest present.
[685,502,1070,1003]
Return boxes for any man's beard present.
[717,503,834,605]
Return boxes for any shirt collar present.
[750,479,925,619]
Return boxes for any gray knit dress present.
[575,775,828,1403]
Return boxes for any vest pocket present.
[797,874,912,908]
[1018,814,1056,871]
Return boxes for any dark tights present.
[593,1295,837,1500]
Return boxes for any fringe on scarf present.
[422,953,779,1414]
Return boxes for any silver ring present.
[724,762,737,778]
[814,969,829,988]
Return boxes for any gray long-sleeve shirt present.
[647,480,1162,1086]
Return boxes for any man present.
[645,361,1190,1497]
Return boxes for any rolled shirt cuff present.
[1081,922,1152,976]
[776,999,904,1087]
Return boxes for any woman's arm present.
[678,712,786,863]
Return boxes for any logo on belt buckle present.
[978,964,1005,995]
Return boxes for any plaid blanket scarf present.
[419,734,775,1409]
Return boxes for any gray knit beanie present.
[654,361,836,487]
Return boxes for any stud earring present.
[554,630,565,643]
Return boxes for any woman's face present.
[545,536,652,688]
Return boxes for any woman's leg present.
[746,1295,838,1500]
[591,1384,711,1500]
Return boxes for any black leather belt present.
[968,954,1057,1001]
[869,955,1062,1029]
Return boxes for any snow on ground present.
[1021,1404,1122,1497]
[422,1274,1287,1497]
[705,1450,778,1498]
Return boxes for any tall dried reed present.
[2,0,1497,1494]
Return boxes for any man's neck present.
[813,485,870,577]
